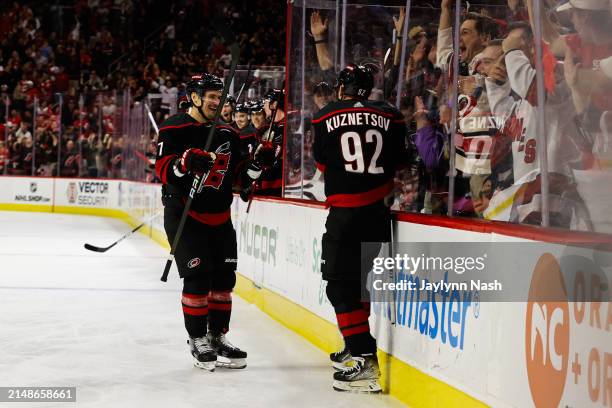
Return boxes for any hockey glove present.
[254,141,277,168]
[245,160,263,181]
[178,148,215,176]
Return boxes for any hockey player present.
[312,64,407,393]
[234,102,257,159]
[155,74,272,371]
[220,95,236,125]
[249,100,267,131]
[254,89,285,196]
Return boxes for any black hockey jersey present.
[255,119,285,196]
[312,100,406,207]
[238,123,258,159]
[155,113,246,224]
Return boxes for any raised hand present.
[310,10,328,39]
[393,7,405,34]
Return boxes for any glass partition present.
[284,0,612,235]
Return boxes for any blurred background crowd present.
[0,0,285,178]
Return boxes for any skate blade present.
[193,359,216,372]
[215,356,247,369]
[332,379,382,394]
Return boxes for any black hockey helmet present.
[334,64,374,99]
[263,88,285,110]
[248,99,264,113]
[235,103,249,113]
[225,95,236,108]
[185,73,223,103]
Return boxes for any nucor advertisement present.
[231,198,335,323]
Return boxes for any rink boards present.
[1,175,610,408]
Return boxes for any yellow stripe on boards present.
[0,204,53,213]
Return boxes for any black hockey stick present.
[235,63,252,103]
[84,212,162,252]
[160,42,241,282]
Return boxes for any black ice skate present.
[187,336,217,371]
[207,332,247,369]
[332,354,382,394]
[330,347,352,372]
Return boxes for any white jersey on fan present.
[484,50,583,223]
[486,50,581,185]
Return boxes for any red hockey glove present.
[254,141,277,168]
[178,148,215,176]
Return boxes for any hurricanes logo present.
[203,142,231,189]
[525,253,570,408]
[187,258,201,269]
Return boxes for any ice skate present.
[330,347,352,372]
[207,332,247,369]
[187,336,217,371]
[332,354,381,394]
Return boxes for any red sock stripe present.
[341,323,370,337]
[181,293,208,307]
[208,291,232,302]
[208,301,232,311]
[182,305,209,316]
[336,309,369,329]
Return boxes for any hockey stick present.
[235,63,252,103]
[84,212,162,252]
[160,41,241,282]
[145,103,159,135]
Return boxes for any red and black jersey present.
[255,118,285,196]
[238,123,258,159]
[155,113,246,223]
[312,100,407,207]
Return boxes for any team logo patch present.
[187,258,201,269]
[66,182,77,203]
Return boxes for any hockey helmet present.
[248,99,264,113]
[225,95,236,108]
[235,103,249,113]
[263,88,285,110]
[185,73,223,103]
[335,64,374,99]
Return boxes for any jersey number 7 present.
[340,129,384,174]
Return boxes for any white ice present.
[0,211,404,408]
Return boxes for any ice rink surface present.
[0,211,403,408]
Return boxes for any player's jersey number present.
[340,130,384,174]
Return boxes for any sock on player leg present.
[208,290,232,334]
[182,292,209,338]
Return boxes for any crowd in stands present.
[0,0,285,177]
[292,0,612,231]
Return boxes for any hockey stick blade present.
[83,242,116,252]
[83,213,161,253]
